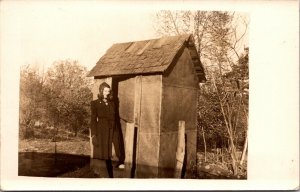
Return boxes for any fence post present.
[174,121,185,178]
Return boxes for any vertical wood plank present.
[89,129,94,158]
[134,76,142,127]
[124,122,135,164]
[133,76,142,176]
[174,120,185,178]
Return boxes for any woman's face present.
[103,87,111,99]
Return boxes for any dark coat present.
[90,99,115,160]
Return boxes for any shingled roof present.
[87,34,206,82]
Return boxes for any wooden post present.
[89,129,94,158]
[134,76,142,127]
[124,122,135,164]
[174,121,185,178]
[133,76,142,176]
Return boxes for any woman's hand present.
[91,135,98,146]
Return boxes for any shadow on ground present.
[19,152,242,179]
[19,152,184,178]
[19,152,91,177]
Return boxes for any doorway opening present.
[112,76,138,178]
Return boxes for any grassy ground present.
[19,127,247,179]
[19,133,96,178]
[18,126,96,178]
[19,125,90,155]
[19,137,90,156]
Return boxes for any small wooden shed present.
[87,34,206,178]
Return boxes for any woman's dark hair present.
[98,82,113,100]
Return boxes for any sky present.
[9,1,159,71]
[1,1,249,72]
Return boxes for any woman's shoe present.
[117,163,125,169]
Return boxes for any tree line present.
[19,59,93,139]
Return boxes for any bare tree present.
[155,10,249,176]
[198,112,207,162]
[155,11,248,78]
[211,49,249,175]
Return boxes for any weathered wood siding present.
[118,77,135,123]
[135,75,162,176]
[159,48,199,174]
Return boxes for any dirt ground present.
[19,136,246,179]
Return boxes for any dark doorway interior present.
[112,76,137,178]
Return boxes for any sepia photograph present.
[18,8,249,179]
[1,0,298,190]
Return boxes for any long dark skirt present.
[94,119,114,160]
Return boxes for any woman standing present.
[90,82,125,178]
